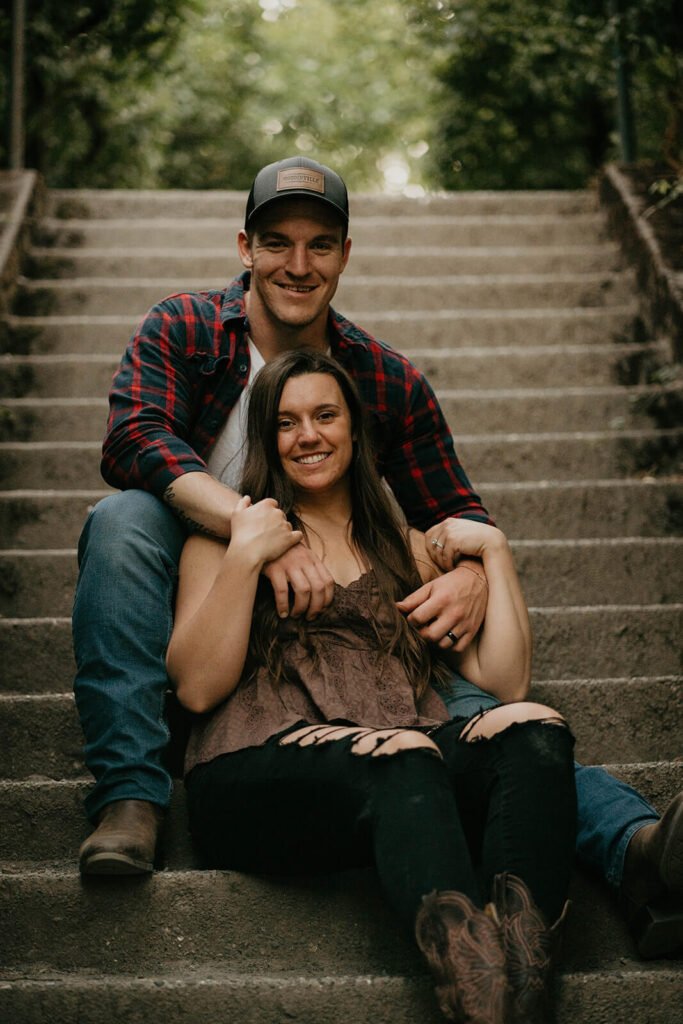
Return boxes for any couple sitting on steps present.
[72,157,683,1024]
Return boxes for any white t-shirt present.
[205,337,266,491]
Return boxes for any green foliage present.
[3,0,680,191]
[154,0,437,191]
[409,0,613,189]
[1,0,196,186]
[618,0,683,171]
[2,0,437,191]
[409,0,682,190]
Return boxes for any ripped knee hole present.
[459,710,569,743]
[279,724,442,759]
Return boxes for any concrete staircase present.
[1,187,682,1022]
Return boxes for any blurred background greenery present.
[1,0,681,190]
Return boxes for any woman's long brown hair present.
[240,348,442,698]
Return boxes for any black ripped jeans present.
[186,717,577,929]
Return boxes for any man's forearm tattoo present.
[164,484,221,538]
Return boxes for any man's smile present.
[276,282,317,293]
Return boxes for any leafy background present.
[0,0,680,191]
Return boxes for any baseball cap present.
[245,156,349,231]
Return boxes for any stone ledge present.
[0,171,45,325]
[600,164,683,359]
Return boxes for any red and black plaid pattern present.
[103,273,491,531]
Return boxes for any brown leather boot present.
[620,792,683,958]
[79,799,164,875]
[415,889,508,1023]
[493,873,569,1024]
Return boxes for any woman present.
[167,350,577,1024]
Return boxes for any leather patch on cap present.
[277,168,325,194]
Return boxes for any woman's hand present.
[425,518,506,571]
[230,496,302,568]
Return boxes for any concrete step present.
[29,242,624,279]
[3,185,675,1024]
[1,830,682,975]
[0,694,86,781]
[4,307,641,354]
[2,431,681,491]
[409,344,667,390]
[45,187,599,219]
[2,538,681,618]
[451,429,682,482]
[1,760,680,868]
[36,214,612,249]
[0,398,109,441]
[438,385,682,435]
[14,272,636,317]
[1,965,681,1024]
[2,607,681,695]
[1,678,679,785]
[3,386,679,444]
[486,478,683,539]
[2,479,681,551]
[0,344,668,399]
[513,537,683,605]
[2,759,681,874]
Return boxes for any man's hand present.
[396,565,488,652]
[262,543,335,620]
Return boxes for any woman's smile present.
[294,452,331,465]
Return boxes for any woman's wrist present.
[480,535,514,573]
[455,561,488,588]
[222,541,266,577]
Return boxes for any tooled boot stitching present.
[493,873,568,1024]
[415,889,508,1024]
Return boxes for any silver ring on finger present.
[431,539,444,550]
[446,631,458,645]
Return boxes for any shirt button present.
[239,362,248,373]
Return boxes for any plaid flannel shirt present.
[103,272,491,532]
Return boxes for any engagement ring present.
[431,539,444,550]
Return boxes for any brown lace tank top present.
[184,571,449,774]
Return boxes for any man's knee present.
[85,490,170,535]
[80,490,184,564]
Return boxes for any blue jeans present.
[72,490,660,886]
[72,490,186,819]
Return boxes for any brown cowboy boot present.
[493,873,569,1024]
[79,799,164,875]
[415,889,508,1023]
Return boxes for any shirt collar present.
[219,271,250,327]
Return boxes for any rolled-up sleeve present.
[381,361,492,531]
[101,300,209,495]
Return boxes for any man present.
[73,156,682,958]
